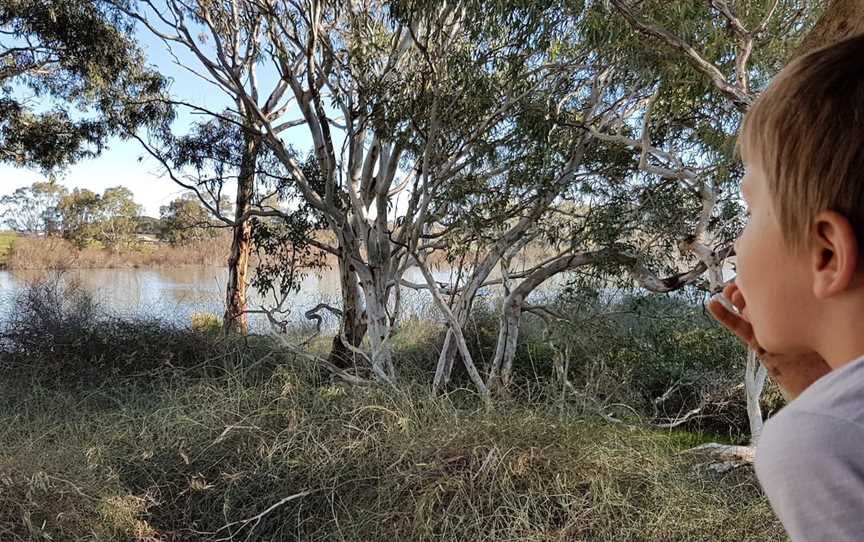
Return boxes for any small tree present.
[159,192,226,245]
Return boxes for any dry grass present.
[4,235,231,270]
[0,295,784,541]
[0,363,785,542]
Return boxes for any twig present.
[210,489,316,541]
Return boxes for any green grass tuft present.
[0,230,17,265]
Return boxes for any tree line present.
[0,181,226,248]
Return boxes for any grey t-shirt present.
[755,354,864,541]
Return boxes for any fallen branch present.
[210,489,316,541]
[681,442,756,473]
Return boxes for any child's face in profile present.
[734,159,817,355]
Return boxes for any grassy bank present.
[0,231,16,265]
[0,231,554,271]
[0,285,785,541]
[0,368,783,541]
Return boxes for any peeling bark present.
[796,0,864,56]
[223,129,260,335]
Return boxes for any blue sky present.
[0,21,310,217]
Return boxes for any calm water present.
[0,266,457,333]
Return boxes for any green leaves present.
[0,0,172,172]
[57,185,142,249]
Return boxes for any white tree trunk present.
[364,290,395,383]
[433,329,457,390]
[488,302,521,392]
[416,258,488,397]
[745,348,769,445]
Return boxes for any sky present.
[0,19,310,217]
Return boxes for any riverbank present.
[0,234,230,269]
[0,283,786,540]
[0,231,552,271]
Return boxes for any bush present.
[0,280,272,383]
[191,312,222,333]
[486,292,771,442]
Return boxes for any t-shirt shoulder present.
[783,354,864,426]
[755,410,864,541]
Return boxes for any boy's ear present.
[810,210,860,299]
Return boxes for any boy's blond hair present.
[739,34,864,251]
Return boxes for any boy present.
[707,34,864,540]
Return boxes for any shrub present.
[191,312,222,333]
[0,280,271,383]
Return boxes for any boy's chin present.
[755,331,809,356]
[753,327,798,355]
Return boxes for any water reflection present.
[0,266,447,333]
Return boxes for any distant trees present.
[56,188,101,247]
[0,181,67,234]
[159,192,227,245]
[56,186,141,249]
[2,181,230,249]
[92,186,142,249]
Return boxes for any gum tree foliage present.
[108,0,315,335]
[541,0,820,433]
[422,0,820,396]
[158,192,229,244]
[0,181,67,234]
[96,186,142,249]
[0,0,171,171]
[57,185,142,249]
[248,155,328,331]
[57,188,101,247]
[157,117,264,334]
[152,115,325,332]
[579,0,861,451]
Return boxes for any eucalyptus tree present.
[57,185,142,248]
[421,0,824,401]
[797,0,864,53]
[0,181,67,234]
[108,0,310,334]
[0,0,170,171]
[116,0,586,385]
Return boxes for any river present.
[0,266,467,333]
